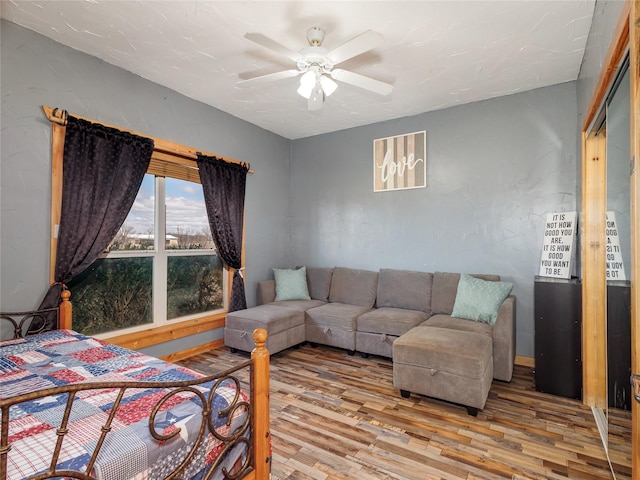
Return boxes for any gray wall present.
[1,21,291,353]
[290,82,579,358]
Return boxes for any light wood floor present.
[179,343,632,480]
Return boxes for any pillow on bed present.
[273,267,311,301]
[451,273,513,325]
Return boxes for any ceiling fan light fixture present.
[320,75,338,96]
[308,84,324,111]
[241,27,393,109]
[297,70,316,99]
[297,83,313,99]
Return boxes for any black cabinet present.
[607,281,631,410]
[534,276,582,399]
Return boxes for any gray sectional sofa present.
[225,266,515,415]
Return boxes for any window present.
[67,174,225,336]
[45,108,249,344]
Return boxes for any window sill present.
[102,312,226,351]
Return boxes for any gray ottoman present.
[392,326,493,416]
[225,304,305,355]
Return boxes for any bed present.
[0,290,271,480]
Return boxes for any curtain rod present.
[42,106,253,173]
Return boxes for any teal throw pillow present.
[451,273,513,325]
[273,267,311,301]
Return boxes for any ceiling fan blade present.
[244,33,300,62]
[331,69,393,96]
[237,69,301,87]
[327,30,384,65]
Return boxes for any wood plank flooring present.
[178,344,632,480]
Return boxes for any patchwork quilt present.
[0,330,249,480]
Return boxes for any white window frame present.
[88,175,226,339]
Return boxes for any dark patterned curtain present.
[35,116,153,331]
[196,154,249,312]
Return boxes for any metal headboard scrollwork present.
[0,360,255,480]
[0,307,60,339]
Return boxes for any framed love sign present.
[373,130,426,192]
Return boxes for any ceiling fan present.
[237,27,393,111]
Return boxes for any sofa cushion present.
[423,314,493,337]
[306,267,334,302]
[273,267,310,301]
[225,305,306,355]
[451,273,513,325]
[329,267,378,307]
[376,269,433,313]
[431,272,500,315]
[226,304,304,335]
[393,326,492,379]
[357,307,429,337]
[305,302,373,330]
[257,280,277,305]
[270,299,327,311]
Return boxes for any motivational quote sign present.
[606,211,626,281]
[539,212,577,279]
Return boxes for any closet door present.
[606,66,632,414]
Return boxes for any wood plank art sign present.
[373,130,426,192]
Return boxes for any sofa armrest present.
[492,295,516,382]
[257,280,276,305]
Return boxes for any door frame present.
[580,1,638,476]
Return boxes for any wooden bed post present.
[59,289,72,330]
[251,328,270,480]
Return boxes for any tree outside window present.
[68,174,224,335]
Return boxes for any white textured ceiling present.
[1,0,596,140]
